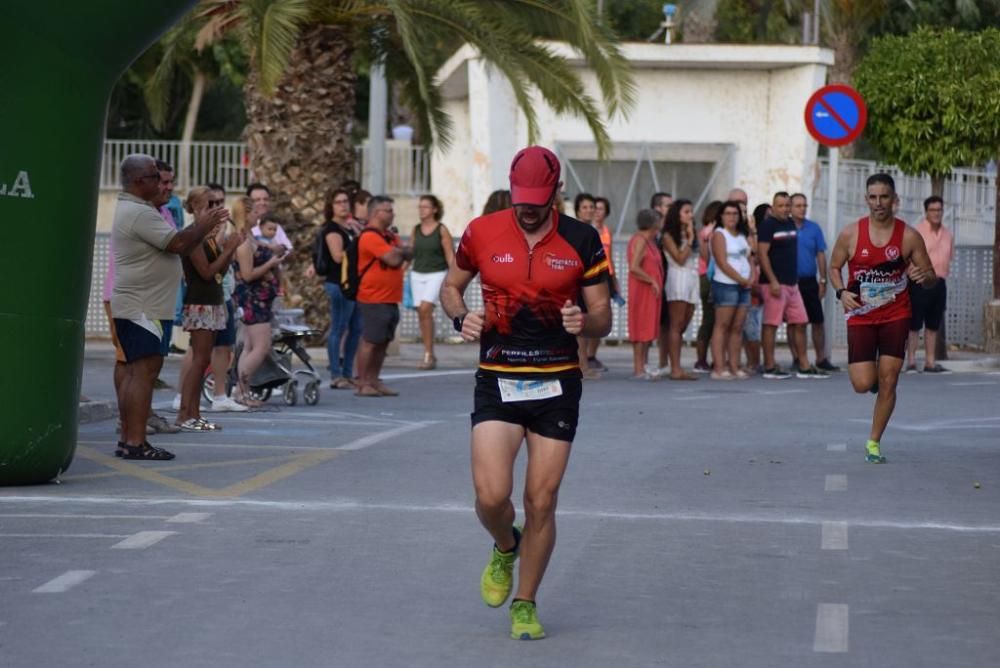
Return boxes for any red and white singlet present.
[845,217,911,326]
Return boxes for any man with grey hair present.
[111,154,227,460]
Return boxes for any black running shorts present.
[847,318,909,364]
[909,279,947,332]
[471,372,582,443]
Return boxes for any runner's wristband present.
[836,288,845,300]
[453,313,467,332]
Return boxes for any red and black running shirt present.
[456,208,610,377]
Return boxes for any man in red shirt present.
[829,173,936,464]
[442,146,611,641]
[355,196,413,397]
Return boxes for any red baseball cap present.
[509,146,560,206]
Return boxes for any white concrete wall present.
[434,44,832,225]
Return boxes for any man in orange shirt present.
[906,196,954,373]
[355,195,414,397]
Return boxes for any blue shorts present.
[711,281,750,307]
[743,305,762,342]
[214,300,237,347]
[114,318,168,363]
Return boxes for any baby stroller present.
[202,308,323,406]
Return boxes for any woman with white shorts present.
[661,199,700,380]
[409,195,455,369]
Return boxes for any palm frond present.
[383,0,628,157]
[241,0,313,94]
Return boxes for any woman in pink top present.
[628,209,665,379]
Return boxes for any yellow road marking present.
[74,446,342,498]
[64,455,296,481]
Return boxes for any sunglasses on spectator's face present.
[208,199,225,208]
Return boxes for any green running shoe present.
[865,440,886,464]
[480,526,521,608]
[510,599,545,640]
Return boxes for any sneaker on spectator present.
[905,364,919,374]
[796,366,830,379]
[692,362,711,374]
[816,359,840,372]
[762,367,791,380]
[147,413,181,434]
[587,357,608,372]
[923,364,951,374]
[208,396,249,412]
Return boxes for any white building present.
[433,42,834,233]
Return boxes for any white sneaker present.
[171,394,181,411]
[210,396,248,412]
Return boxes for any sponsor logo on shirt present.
[884,245,900,261]
[491,252,515,264]
[543,253,581,271]
[860,248,870,257]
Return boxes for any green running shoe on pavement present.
[480,525,521,608]
[510,599,545,640]
[865,440,886,464]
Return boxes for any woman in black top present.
[175,186,244,431]
[321,188,364,389]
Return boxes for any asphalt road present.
[2,344,998,667]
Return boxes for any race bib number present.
[860,282,896,308]
[497,378,563,403]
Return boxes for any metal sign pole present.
[824,147,839,363]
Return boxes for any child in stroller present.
[203,308,323,406]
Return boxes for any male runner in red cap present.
[441,146,611,640]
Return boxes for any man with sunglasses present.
[441,146,611,640]
[110,154,228,460]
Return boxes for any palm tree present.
[191,0,635,326]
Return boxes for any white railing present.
[101,139,430,196]
[813,159,997,246]
[101,139,250,193]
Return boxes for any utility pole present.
[366,58,388,195]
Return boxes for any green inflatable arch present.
[0,1,197,485]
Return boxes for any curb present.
[78,400,116,424]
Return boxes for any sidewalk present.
[78,339,998,423]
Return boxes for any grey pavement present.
[2,341,999,667]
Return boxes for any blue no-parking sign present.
[804,84,868,147]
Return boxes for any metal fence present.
[813,159,997,246]
[100,139,430,196]
[87,234,994,349]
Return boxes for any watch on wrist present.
[819,278,827,284]
[453,313,467,333]
[835,288,845,300]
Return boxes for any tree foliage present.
[854,27,1000,178]
[193,0,636,156]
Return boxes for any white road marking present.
[827,443,847,452]
[0,513,172,520]
[821,521,849,550]
[825,475,848,492]
[166,512,211,524]
[6,495,1000,533]
[814,603,849,653]
[673,394,722,401]
[378,369,472,380]
[335,421,439,451]
[33,570,97,594]
[949,381,997,386]
[78,440,332,452]
[111,531,176,550]
[848,416,1000,432]
[754,389,807,395]
[0,533,129,539]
